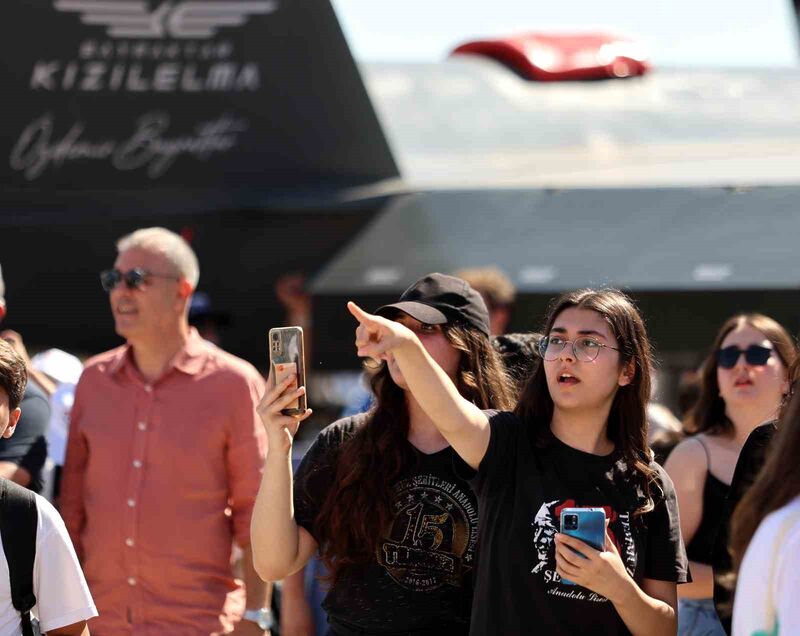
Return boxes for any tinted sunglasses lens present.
[100,269,120,292]
[717,345,773,368]
[717,347,740,369]
[745,346,772,365]
[123,269,146,289]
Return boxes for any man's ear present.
[3,407,21,439]
[178,279,193,300]
[618,359,636,387]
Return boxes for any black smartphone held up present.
[268,326,307,416]
[559,507,606,585]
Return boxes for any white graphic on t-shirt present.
[532,499,560,574]
[605,459,647,501]
[618,511,637,576]
[530,498,638,602]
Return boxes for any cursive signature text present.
[10,112,248,180]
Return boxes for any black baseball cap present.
[376,273,491,337]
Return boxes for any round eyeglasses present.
[538,335,621,362]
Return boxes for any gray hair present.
[116,227,200,289]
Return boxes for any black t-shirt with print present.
[294,415,478,635]
[0,382,49,493]
[469,411,690,636]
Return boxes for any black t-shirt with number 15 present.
[293,415,478,635]
[469,410,690,636]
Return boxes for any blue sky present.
[332,0,800,67]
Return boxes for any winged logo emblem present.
[53,1,278,39]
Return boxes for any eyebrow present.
[550,327,609,340]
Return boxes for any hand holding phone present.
[559,507,606,585]
[268,327,307,416]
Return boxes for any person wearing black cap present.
[251,274,514,635]
[345,288,689,636]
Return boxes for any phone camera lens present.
[564,514,578,530]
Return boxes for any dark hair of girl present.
[730,366,800,568]
[313,323,514,583]
[686,314,796,435]
[0,340,27,410]
[514,288,656,516]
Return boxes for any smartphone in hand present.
[559,507,606,585]
[268,327,307,416]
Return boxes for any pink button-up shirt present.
[61,331,266,635]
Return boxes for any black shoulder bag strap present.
[0,479,39,636]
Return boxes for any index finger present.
[347,301,379,326]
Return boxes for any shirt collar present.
[108,328,208,378]
[171,328,208,376]
[107,346,132,376]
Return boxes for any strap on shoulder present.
[693,434,712,472]
[0,478,38,636]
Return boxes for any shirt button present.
[144,385,153,393]
[127,499,136,508]
[137,422,147,431]
[128,577,136,586]
[125,538,135,547]
[132,460,142,468]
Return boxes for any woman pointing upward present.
[349,288,690,636]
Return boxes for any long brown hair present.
[687,314,796,436]
[730,376,800,568]
[313,323,514,582]
[515,288,657,516]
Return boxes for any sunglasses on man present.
[100,268,179,292]
[716,344,775,369]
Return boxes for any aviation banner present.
[1,0,397,194]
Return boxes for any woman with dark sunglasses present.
[348,288,690,635]
[665,314,796,636]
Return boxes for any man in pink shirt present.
[61,227,272,635]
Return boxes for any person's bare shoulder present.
[664,436,707,479]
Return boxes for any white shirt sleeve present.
[733,502,800,636]
[32,495,98,633]
[733,525,770,636]
[774,531,800,635]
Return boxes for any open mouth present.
[557,373,580,385]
